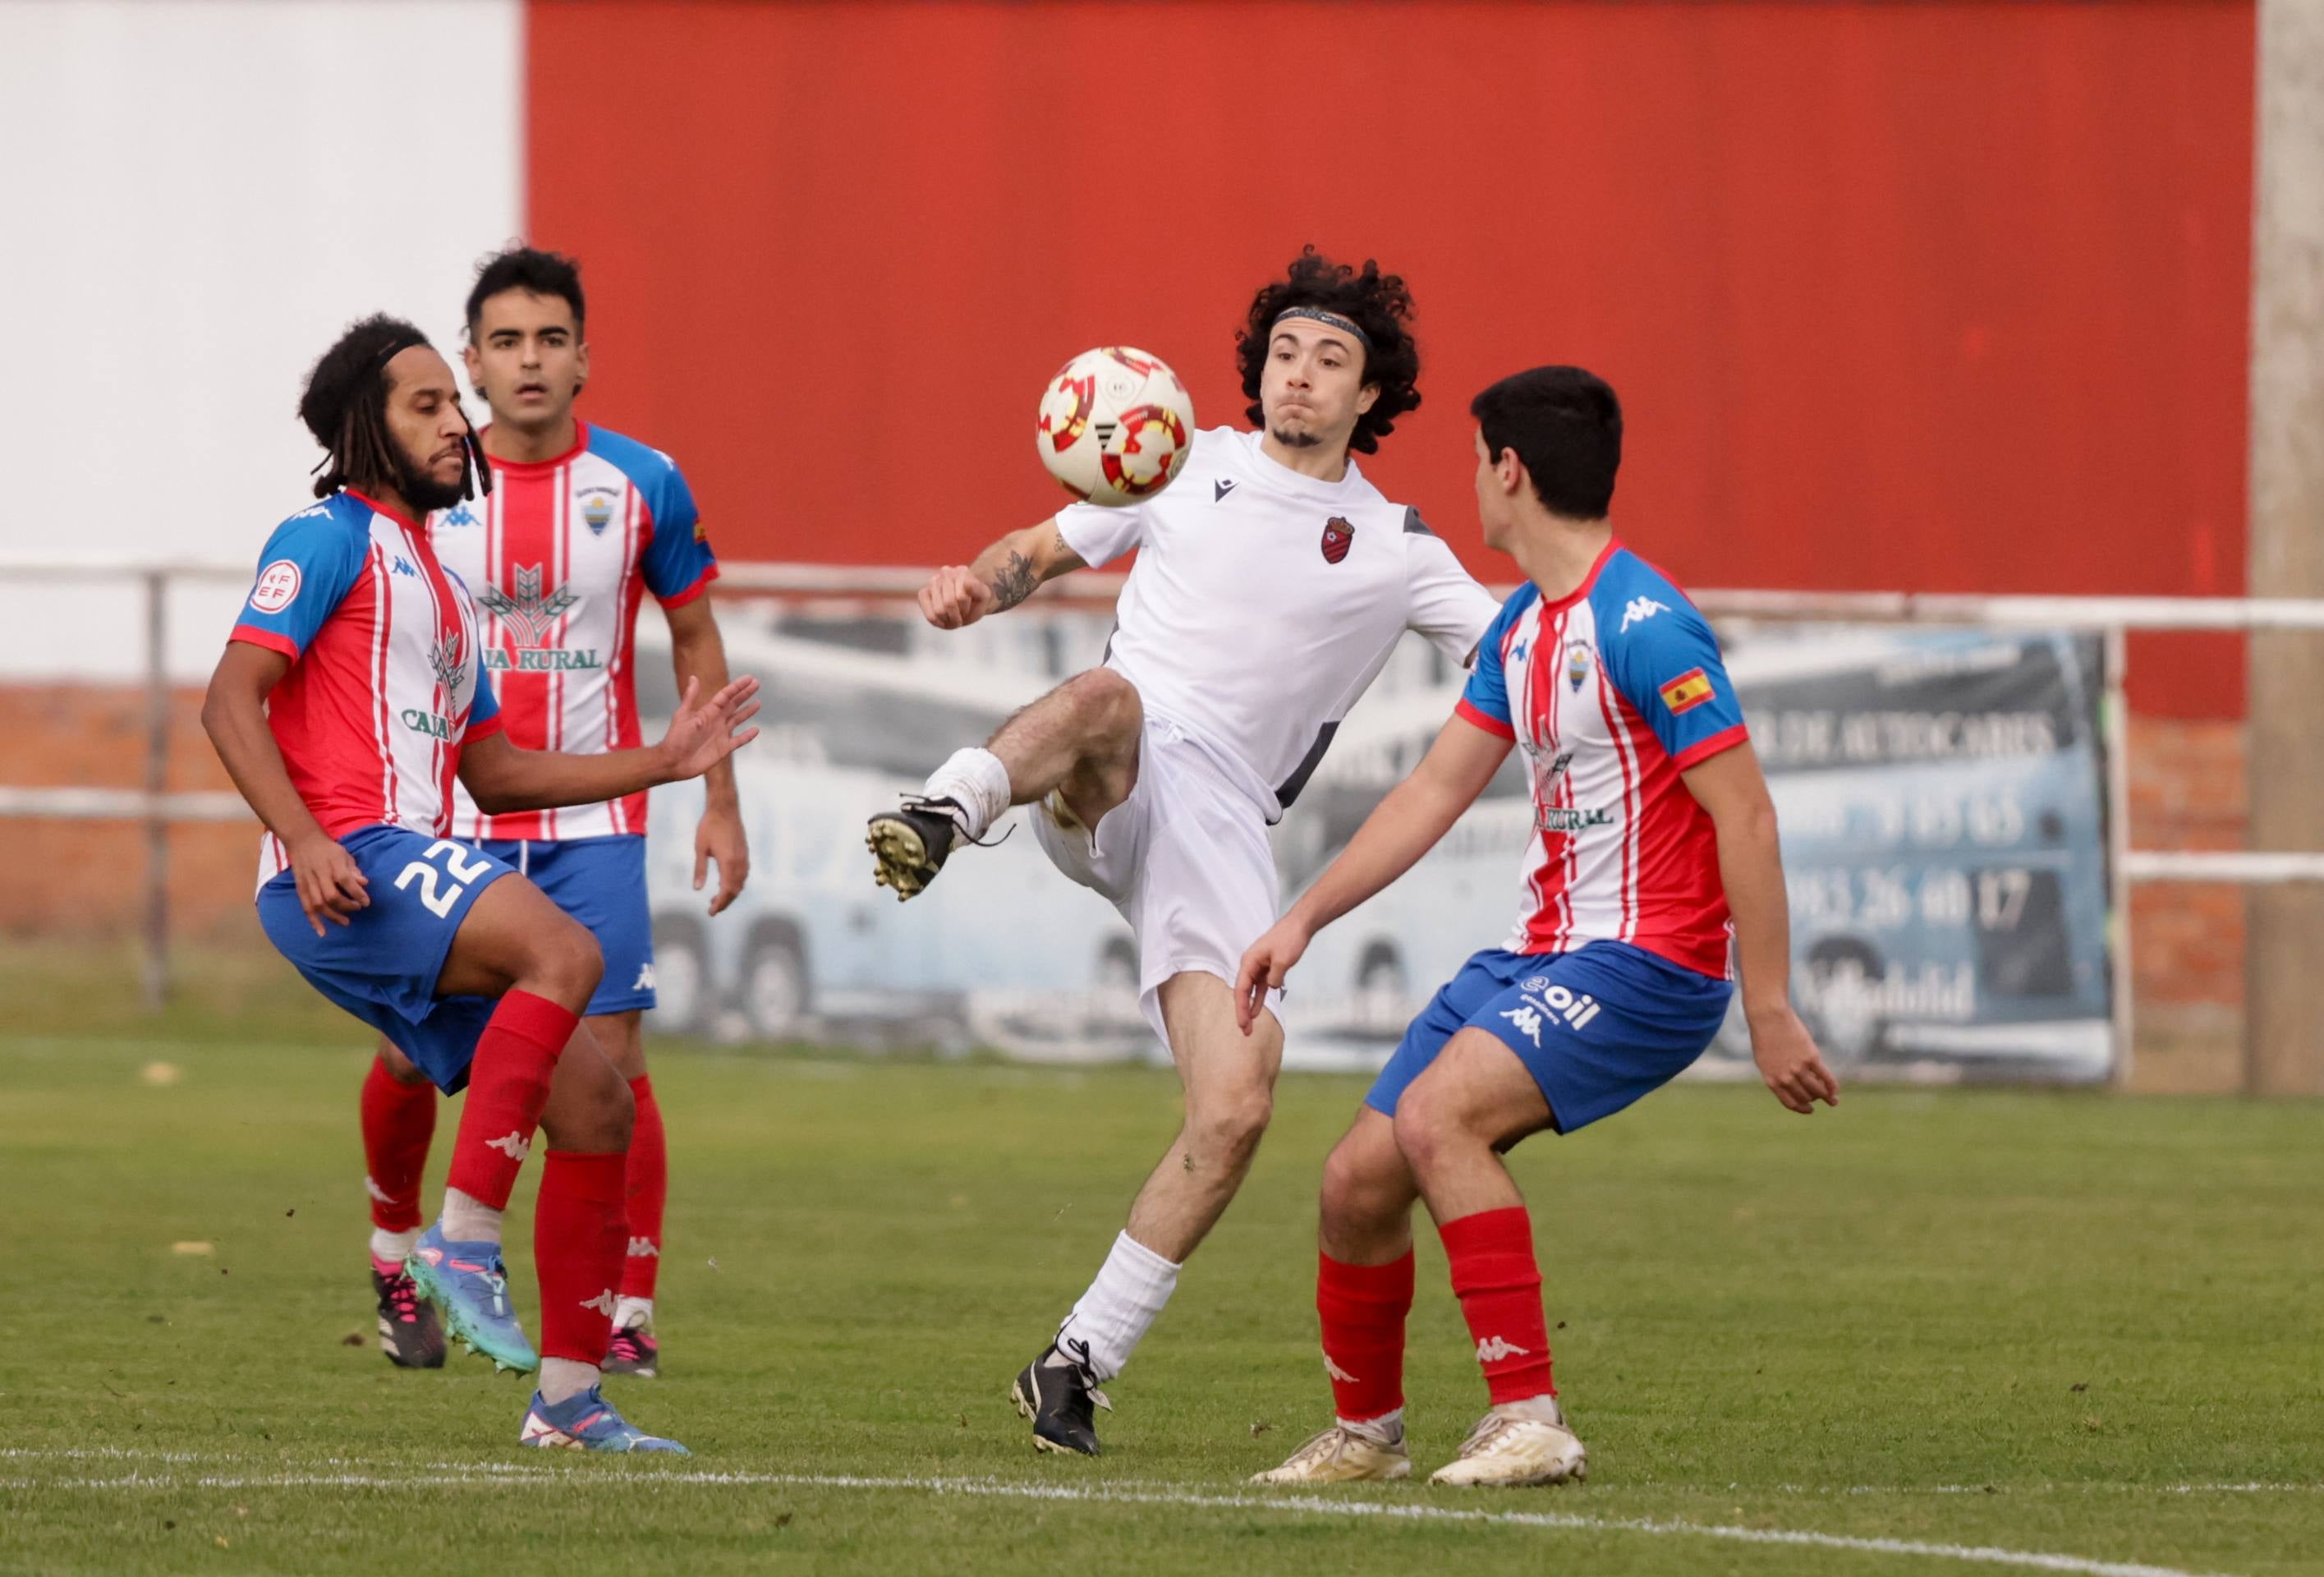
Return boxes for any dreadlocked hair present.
[1234,248,1421,454]
[298,314,431,500]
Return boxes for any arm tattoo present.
[988,549,1038,612]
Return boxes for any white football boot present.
[1427,1398,1587,1487]
[1251,1423,1412,1484]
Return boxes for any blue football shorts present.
[1364,940,1733,1133]
[471,835,655,1017]
[258,824,517,1094]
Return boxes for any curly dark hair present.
[1234,248,1420,454]
[466,244,586,335]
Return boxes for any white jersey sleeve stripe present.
[367,543,398,825]
[1591,655,1644,942]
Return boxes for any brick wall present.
[0,685,257,945]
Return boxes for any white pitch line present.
[0,1465,2241,1577]
[5,1447,2313,1498]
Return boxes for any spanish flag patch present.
[1659,667,1715,715]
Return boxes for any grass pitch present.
[2,1005,2320,1575]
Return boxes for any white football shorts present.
[1031,711,1284,1046]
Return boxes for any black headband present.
[1272,305,1373,353]
[320,329,496,499]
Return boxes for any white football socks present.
[1053,1230,1182,1383]
[612,1295,654,1333]
[370,1226,420,1271]
[921,747,1013,841]
[539,1357,599,1407]
[440,1187,503,1246]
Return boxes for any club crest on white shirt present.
[1565,638,1593,692]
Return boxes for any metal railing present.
[4,555,2322,1078]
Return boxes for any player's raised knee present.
[1064,666,1142,740]
[525,909,604,1010]
[1320,1133,1400,1225]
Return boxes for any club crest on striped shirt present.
[1565,638,1592,692]
[579,486,619,536]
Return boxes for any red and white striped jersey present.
[430,421,718,841]
[1454,542,1750,978]
[227,490,503,891]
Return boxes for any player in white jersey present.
[357,248,746,1379]
[864,251,1502,1455]
[1238,367,1836,1487]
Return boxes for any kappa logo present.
[579,1290,618,1317]
[1619,595,1670,632]
[484,1131,530,1161]
[1500,1004,1546,1046]
[1475,1336,1532,1363]
[632,963,656,992]
[393,556,419,578]
[1214,478,1237,503]
[477,564,580,647]
[439,506,480,528]
[627,1237,660,1259]
[1323,1353,1361,1384]
[363,1175,396,1206]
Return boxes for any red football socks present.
[1316,1249,1413,1424]
[359,1055,436,1234]
[1440,1206,1557,1405]
[618,1074,667,1301]
[443,991,576,1211]
[534,1149,628,1366]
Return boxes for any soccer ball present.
[1036,347,1195,507]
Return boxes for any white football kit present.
[1043,426,1500,1037]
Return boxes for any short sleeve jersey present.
[227,490,500,890]
[429,421,718,841]
[1055,426,1500,820]
[1455,541,1748,977]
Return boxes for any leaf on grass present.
[172,1241,214,1256]
[774,1513,794,1529]
[1249,1421,1272,1436]
[341,1331,366,1347]
[2069,1382,2087,1392]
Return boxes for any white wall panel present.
[0,0,523,677]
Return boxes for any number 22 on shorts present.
[395,839,494,919]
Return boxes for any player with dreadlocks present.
[201,315,759,1453]
[865,249,1502,1455]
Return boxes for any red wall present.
[529,1,2253,715]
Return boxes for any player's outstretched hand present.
[658,675,763,784]
[288,831,369,938]
[1233,917,1313,1036]
[1748,1002,1840,1114]
[920,565,996,630]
